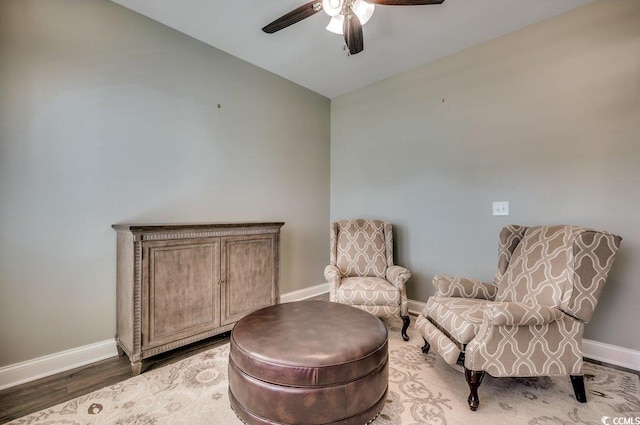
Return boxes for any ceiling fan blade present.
[365,0,444,5]
[262,1,323,34]
[343,12,364,55]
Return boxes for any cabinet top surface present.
[112,222,285,233]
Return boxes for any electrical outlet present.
[492,201,509,216]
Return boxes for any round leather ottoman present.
[228,300,388,425]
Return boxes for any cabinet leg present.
[131,361,142,376]
[116,344,125,357]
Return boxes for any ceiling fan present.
[262,0,445,55]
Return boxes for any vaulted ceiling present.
[110,0,594,98]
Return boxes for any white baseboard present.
[407,298,640,371]
[408,299,428,316]
[582,339,640,371]
[2,292,635,391]
[280,282,329,303]
[0,339,118,391]
[0,284,331,391]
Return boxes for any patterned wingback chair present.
[324,219,412,340]
[415,225,622,411]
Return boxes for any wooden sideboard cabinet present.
[112,222,284,374]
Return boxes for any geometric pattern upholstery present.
[494,225,622,322]
[325,219,411,338]
[465,313,584,377]
[336,276,401,307]
[334,219,391,278]
[416,224,622,409]
[424,297,486,344]
[495,225,575,307]
[433,276,497,300]
[495,224,527,284]
[565,229,623,322]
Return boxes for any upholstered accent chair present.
[324,219,412,340]
[416,225,622,411]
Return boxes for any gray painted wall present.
[0,0,330,366]
[331,0,640,350]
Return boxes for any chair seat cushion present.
[424,297,490,344]
[337,277,400,307]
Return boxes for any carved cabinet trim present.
[113,222,284,374]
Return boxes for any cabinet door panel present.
[143,240,221,349]
[221,235,275,325]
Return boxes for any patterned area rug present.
[8,318,640,425]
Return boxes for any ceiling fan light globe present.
[353,0,375,25]
[326,14,344,34]
[322,0,343,17]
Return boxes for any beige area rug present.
[8,318,640,425]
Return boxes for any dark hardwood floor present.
[0,333,231,424]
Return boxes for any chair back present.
[495,225,622,322]
[330,219,393,278]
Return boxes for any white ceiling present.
[110,0,595,98]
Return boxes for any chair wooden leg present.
[465,368,485,411]
[570,375,587,403]
[421,338,431,354]
[401,315,410,341]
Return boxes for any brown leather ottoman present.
[228,300,388,425]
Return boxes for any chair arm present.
[484,302,565,326]
[432,276,497,300]
[386,266,411,290]
[324,265,341,283]
[324,265,341,302]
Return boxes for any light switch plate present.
[492,201,509,216]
